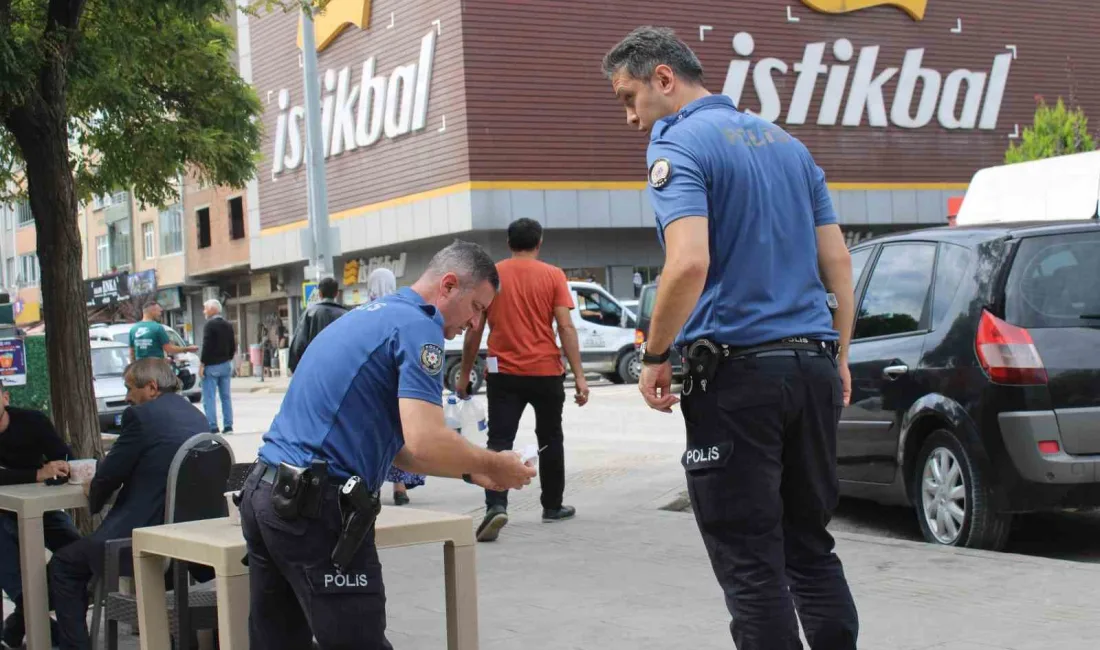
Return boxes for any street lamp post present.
[299,3,332,283]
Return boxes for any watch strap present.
[642,348,671,365]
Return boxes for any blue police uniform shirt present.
[257,287,446,490]
[646,94,839,348]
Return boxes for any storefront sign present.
[802,0,927,21]
[156,287,182,311]
[0,338,28,386]
[86,270,157,307]
[356,253,407,281]
[271,29,438,176]
[722,33,1012,130]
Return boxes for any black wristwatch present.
[462,473,474,484]
[642,347,671,365]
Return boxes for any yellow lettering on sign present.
[801,0,928,20]
[296,0,373,52]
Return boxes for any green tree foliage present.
[1005,96,1097,164]
[0,1,277,517]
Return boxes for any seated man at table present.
[47,358,209,650]
[0,386,79,647]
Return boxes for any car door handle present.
[882,364,909,380]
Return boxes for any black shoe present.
[476,506,508,542]
[223,426,234,434]
[1,609,22,648]
[210,427,220,434]
[394,491,410,506]
[542,505,576,522]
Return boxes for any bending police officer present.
[239,241,537,650]
[603,27,860,650]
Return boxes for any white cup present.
[225,491,241,525]
[67,459,97,485]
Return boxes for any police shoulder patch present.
[419,343,444,375]
[648,158,672,189]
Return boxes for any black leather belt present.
[683,337,837,361]
[255,462,349,487]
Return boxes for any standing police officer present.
[603,27,859,650]
[239,240,537,650]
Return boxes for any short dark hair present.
[507,218,543,252]
[426,240,500,292]
[602,26,705,84]
[318,276,339,299]
[142,300,160,312]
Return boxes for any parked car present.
[837,217,1100,550]
[633,282,685,380]
[92,340,132,432]
[444,281,641,393]
[89,322,202,402]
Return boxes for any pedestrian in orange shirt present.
[458,218,589,542]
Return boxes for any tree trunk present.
[7,107,102,534]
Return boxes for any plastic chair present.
[90,433,235,650]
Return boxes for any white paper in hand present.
[521,443,540,466]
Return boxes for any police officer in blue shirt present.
[239,240,537,650]
[603,27,860,650]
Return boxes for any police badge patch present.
[420,344,444,375]
[648,158,671,189]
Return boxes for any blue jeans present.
[0,510,81,604]
[202,360,234,430]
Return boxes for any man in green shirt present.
[129,301,197,361]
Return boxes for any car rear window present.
[1005,232,1100,328]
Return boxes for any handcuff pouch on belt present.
[331,476,382,573]
[684,339,721,396]
[271,459,329,520]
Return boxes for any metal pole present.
[299,4,332,282]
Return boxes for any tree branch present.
[46,0,86,32]
[0,0,12,29]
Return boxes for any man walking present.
[128,300,197,362]
[288,276,348,373]
[200,299,236,433]
[458,218,589,542]
[603,27,859,649]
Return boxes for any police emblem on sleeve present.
[648,158,671,189]
[419,344,444,375]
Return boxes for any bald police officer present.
[239,240,537,650]
[603,28,860,649]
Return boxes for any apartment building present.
[0,199,41,326]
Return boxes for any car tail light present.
[634,329,645,350]
[975,310,1047,385]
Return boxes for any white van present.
[443,281,640,393]
[956,150,1100,226]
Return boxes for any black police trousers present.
[680,348,859,650]
[240,468,392,650]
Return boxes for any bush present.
[6,335,52,416]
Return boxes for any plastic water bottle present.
[444,395,462,433]
[459,397,488,435]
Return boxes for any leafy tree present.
[0,0,273,525]
[1005,96,1096,163]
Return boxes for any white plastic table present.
[132,505,479,649]
[0,483,87,650]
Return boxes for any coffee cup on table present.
[67,459,97,485]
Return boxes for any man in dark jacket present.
[47,359,210,650]
[0,388,79,647]
[288,276,348,372]
[200,298,237,433]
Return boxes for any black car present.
[838,219,1100,550]
[634,282,685,379]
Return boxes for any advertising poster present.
[0,338,28,386]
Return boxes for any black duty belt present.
[680,337,838,395]
[256,461,349,487]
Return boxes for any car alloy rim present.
[920,447,967,545]
[627,353,642,381]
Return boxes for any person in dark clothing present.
[0,388,79,647]
[288,276,348,372]
[47,359,210,650]
[200,298,237,433]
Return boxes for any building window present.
[4,257,14,287]
[96,235,109,273]
[196,207,211,249]
[16,200,33,227]
[18,254,39,286]
[159,207,183,255]
[109,220,131,269]
[142,222,155,259]
[228,196,245,240]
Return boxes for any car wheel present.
[912,429,1012,551]
[446,359,484,395]
[616,350,641,385]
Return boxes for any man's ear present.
[440,272,460,295]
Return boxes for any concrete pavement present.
[17,383,1100,649]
